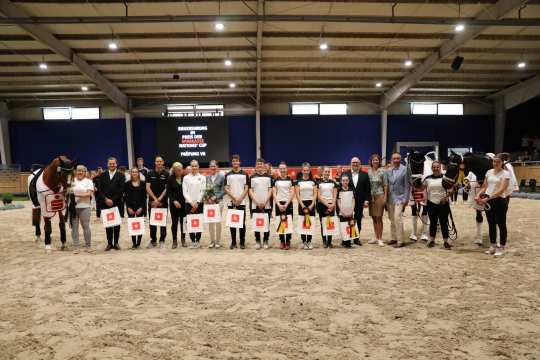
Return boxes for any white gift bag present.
[275,215,293,235]
[340,221,359,241]
[203,204,221,223]
[252,212,269,232]
[186,214,204,233]
[101,207,122,228]
[127,217,146,236]
[149,207,168,227]
[226,208,245,228]
[322,216,339,236]
[297,215,314,235]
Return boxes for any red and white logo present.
[191,218,200,227]
[256,218,264,227]
[107,212,115,221]
[232,214,240,222]
[132,222,140,230]
[207,209,215,217]
[155,212,163,221]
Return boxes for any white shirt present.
[182,173,206,203]
[297,179,315,201]
[352,172,359,187]
[249,173,273,209]
[424,176,446,204]
[485,169,510,198]
[274,178,293,202]
[225,170,248,206]
[318,180,335,201]
[338,189,354,216]
[108,170,117,180]
[72,178,94,208]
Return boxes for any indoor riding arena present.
[1,0,540,359]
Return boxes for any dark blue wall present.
[10,114,495,170]
[504,96,540,152]
[387,115,494,159]
[10,119,128,171]
[261,115,380,165]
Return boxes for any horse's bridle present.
[56,157,75,173]
[442,153,463,188]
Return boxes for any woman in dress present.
[367,154,386,246]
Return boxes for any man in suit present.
[340,157,371,246]
[97,157,125,251]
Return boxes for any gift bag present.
[101,207,122,228]
[252,212,269,233]
[226,208,245,228]
[275,215,293,235]
[322,216,339,236]
[149,207,168,227]
[203,204,221,223]
[340,220,359,241]
[127,217,146,237]
[186,214,204,233]
[297,215,314,235]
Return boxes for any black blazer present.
[97,170,125,209]
[341,170,371,208]
[167,175,185,209]
[124,181,147,216]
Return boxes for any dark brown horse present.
[28,156,75,253]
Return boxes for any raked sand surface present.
[0,200,539,360]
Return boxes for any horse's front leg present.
[58,212,67,250]
[32,208,41,243]
[44,217,52,254]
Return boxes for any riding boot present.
[136,237,142,248]
[172,239,178,249]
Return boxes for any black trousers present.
[426,201,450,239]
[170,205,185,241]
[486,197,508,246]
[149,205,167,243]
[106,225,120,246]
[317,202,335,243]
[354,206,364,231]
[229,205,246,245]
[186,202,203,242]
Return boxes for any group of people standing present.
[64,151,514,256]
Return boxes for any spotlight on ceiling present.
[319,42,328,51]
[517,61,527,69]
[215,22,225,31]
[229,82,236,88]
[455,23,465,32]
[224,59,232,67]
[108,42,118,50]
[81,86,88,91]
[375,82,382,88]
[39,62,48,70]
[404,59,413,67]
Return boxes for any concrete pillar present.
[125,112,135,169]
[0,101,12,165]
[255,109,261,160]
[494,97,506,154]
[381,109,388,165]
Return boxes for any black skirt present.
[275,201,293,216]
[317,201,336,217]
[297,199,315,216]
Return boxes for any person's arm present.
[295,185,305,209]
[196,176,206,203]
[287,182,295,206]
[239,182,249,204]
[363,173,371,207]
[111,175,124,204]
[328,186,337,211]
[490,178,510,199]
[215,175,225,200]
[403,170,410,205]
[146,181,158,203]
[309,185,317,210]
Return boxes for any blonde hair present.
[170,162,183,175]
[76,164,87,173]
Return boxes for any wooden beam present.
[0,0,129,111]
[380,0,529,109]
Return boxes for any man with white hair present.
[340,157,371,246]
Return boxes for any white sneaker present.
[255,242,261,250]
[368,239,377,244]
[189,242,196,249]
[485,246,495,255]
[214,243,221,248]
[494,247,504,257]
[409,234,418,241]
[208,242,215,249]
[474,238,483,246]
[263,243,269,250]
[196,242,201,248]
[45,244,52,254]
[420,234,429,241]
[34,235,40,243]
[159,242,165,250]
[307,242,313,250]
[377,240,385,247]
[303,242,308,250]
[73,248,80,254]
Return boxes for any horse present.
[405,150,437,241]
[445,151,493,245]
[28,156,76,253]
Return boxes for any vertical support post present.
[381,109,388,165]
[125,112,135,169]
[0,101,11,165]
[494,97,506,154]
[255,0,264,160]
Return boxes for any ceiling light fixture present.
[215,22,225,31]
[81,86,88,91]
[319,42,328,51]
[375,82,382,88]
[229,82,236,88]
[224,59,232,67]
[39,62,48,70]
[404,59,413,67]
[455,23,465,32]
[517,61,527,69]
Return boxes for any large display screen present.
[156,117,230,165]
